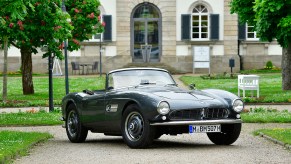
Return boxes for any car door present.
[81,91,107,130]
[103,90,128,133]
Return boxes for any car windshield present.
[108,69,176,89]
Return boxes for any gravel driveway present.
[1,123,291,164]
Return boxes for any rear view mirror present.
[189,83,196,90]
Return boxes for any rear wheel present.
[207,123,241,145]
[66,104,88,143]
[121,104,156,148]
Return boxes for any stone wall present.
[240,42,282,69]
[223,0,240,72]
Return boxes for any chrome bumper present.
[150,119,242,126]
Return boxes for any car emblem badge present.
[106,104,118,112]
[201,108,205,119]
[106,105,111,112]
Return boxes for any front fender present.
[202,89,241,107]
[61,92,84,120]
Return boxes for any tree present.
[230,0,291,90]
[10,0,73,94]
[0,0,31,101]
[7,0,103,95]
[65,0,104,51]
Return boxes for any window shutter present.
[181,14,191,40]
[103,15,112,41]
[210,14,219,40]
[238,23,246,40]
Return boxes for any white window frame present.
[191,5,209,41]
[246,24,259,41]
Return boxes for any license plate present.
[189,125,221,133]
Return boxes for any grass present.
[241,107,291,123]
[0,130,52,163]
[254,129,291,145]
[0,109,62,126]
[180,73,291,103]
[0,76,105,107]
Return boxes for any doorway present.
[131,3,161,63]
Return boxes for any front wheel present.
[207,123,241,145]
[66,104,88,143]
[121,104,156,148]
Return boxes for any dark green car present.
[61,68,243,148]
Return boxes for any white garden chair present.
[238,75,260,98]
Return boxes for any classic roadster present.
[61,68,243,148]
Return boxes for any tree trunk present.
[282,43,291,90]
[2,36,8,102]
[20,47,34,94]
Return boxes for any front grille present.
[203,108,229,119]
[169,108,229,120]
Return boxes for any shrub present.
[265,61,273,69]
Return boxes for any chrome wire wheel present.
[125,112,144,141]
[67,110,78,138]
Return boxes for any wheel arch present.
[63,99,78,120]
[122,100,140,116]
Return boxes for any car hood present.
[135,86,215,100]
[153,88,214,100]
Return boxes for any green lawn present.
[0,130,52,163]
[0,76,105,107]
[0,110,62,126]
[180,73,291,103]
[241,108,291,123]
[255,129,291,145]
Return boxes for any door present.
[132,3,161,63]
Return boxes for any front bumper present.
[150,119,242,126]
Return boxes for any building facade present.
[0,0,282,74]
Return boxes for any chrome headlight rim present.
[157,101,170,115]
[232,99,244,113]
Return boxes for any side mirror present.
[108,86,114,90]
[189,83,196,90]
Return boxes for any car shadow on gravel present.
[75,137,238,149]
[151,140,240,149]
[84,137,125,146]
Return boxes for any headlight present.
[157,101,170,115]
[232,99,244,113]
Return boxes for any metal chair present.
[71,62,81,75]
[91,61,99,74]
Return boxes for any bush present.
[265,61,273,69]
[200,73,237,79]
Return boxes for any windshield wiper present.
[140,82,156,85]
[140,79,156,85]
[165,84,178,87]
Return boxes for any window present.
[192,5,209,40]
[90,6,104,42]
[91,14,103,42]
[246,25,259,40]
[92,32,102,41]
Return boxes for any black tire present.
[66,104,88,143]
[121,104,156,148]
[207,123,241,145]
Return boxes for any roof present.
[108,67,169,74]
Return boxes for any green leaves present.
[66,0,104,51]
[230,0,256,25]
[1,0,103,59]
[231,0,291,48]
